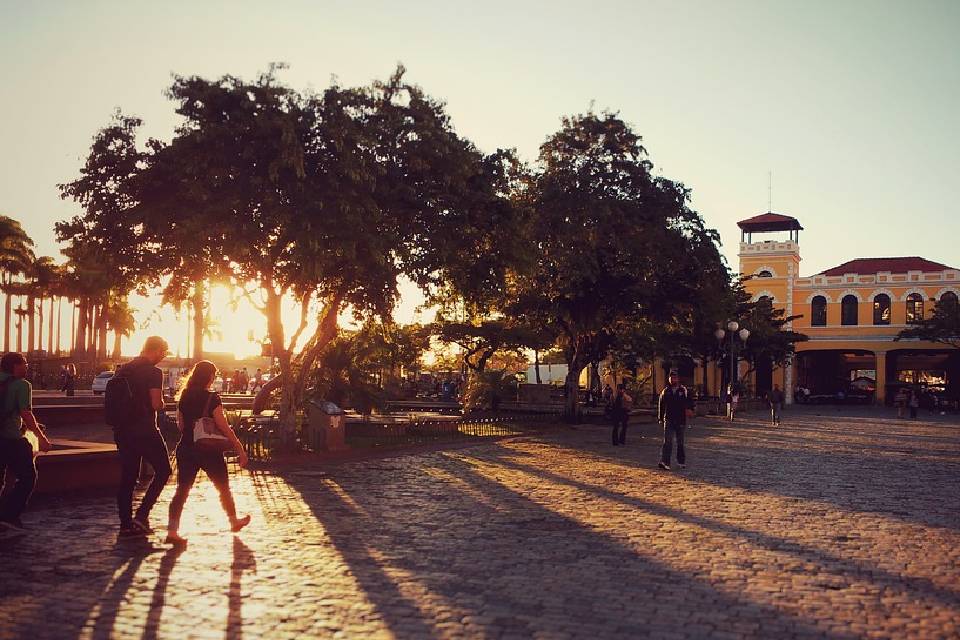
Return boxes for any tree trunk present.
[74,300,86,356]
[191,281,205,361]
[37,297,44,353]
[563,360,584,423]
[27,295,36,354]
[534,350,542,384]
[4,289,11,352]
[70,300,78,356]
[48,297,55,355]
[267,289,342,451]
[15,309,23,352]
[97,306,108,360]
[112,331,123,360]
[88,304,97,356]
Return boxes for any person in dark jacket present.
[658,370,694,470]
[768,384,785,426]
[610,383,633,446]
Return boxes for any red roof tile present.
[737,212,803,232]
[818,257,957,276]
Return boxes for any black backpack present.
[104,367,144,428]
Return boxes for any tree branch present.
[286,291,314,353]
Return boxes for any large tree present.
[517,112,727,420]
[124,65,517,445]
[58,113,143,360]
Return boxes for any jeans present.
[611,409,629,445]
[116,429,171,527]
[168,448,237,530]
[771,403,782,424]
[0,437,36,523]
[660,422,685,465]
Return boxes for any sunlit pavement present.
[3,408,960,639]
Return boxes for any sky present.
[2,0,959,356]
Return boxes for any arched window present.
[906,293,924,322]
[756,270,773,278]
[757,295,773,306]
[941,291,959,306]
[873,294,891,325]
[841,295,859,326]
[811,296,827,327]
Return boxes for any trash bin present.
[307,400,348,451]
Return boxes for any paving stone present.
[2,407,959,638]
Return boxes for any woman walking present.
[166,360,250,546]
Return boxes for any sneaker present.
[231,515,252,533]
[679,464,686,469]
[131,519,153,535]
[657,462,671,471]
[118,525,148,539]
[164,533,188,547]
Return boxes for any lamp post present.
[714,321,750,397]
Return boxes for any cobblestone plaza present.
[3,409,959,639]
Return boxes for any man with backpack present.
[658,370,694,471]
[106,336,171,538]
[0,352,53,534]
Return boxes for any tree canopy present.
[897,296,960,349]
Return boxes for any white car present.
[91,371,115,395]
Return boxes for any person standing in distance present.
[610,383,634,446]
[114,336,172,538]
[0,353,53,534]
[658,370,694,471]
[768,384,785,426]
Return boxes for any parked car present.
[91,371,115,395]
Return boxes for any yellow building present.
[737,212,959,405]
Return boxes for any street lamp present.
[715,321,750,399]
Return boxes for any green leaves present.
[897,297,960,348]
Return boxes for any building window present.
[757,295,773,306]
[841,295,859,326]
[873,294,891,325]
[906,293,924,322]
[811,296,827,326]
[941,291,959,306]
[756,270,773,278]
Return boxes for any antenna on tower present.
[768,171,772,212]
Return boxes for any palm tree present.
[26,256,58,354]
[105,296,136,359]
[0,215,35,351]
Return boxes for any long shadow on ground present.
[580,416,960,531]
[470,444,960,613]
[279,451,859,639]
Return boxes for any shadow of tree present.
[473,444,960,612]
[280,449,859,639]
[574,417,960,530]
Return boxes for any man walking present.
[0,352,53,534]
[113,336,172,538]
[658,370,694,471]
[768,384,785,426]
[610,383,633,446]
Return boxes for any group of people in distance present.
[228,367,265,395]
[606,373,791,472]
[0,336,250,546]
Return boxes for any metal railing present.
[227,410,561,459]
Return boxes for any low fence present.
[230,412,560,460]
